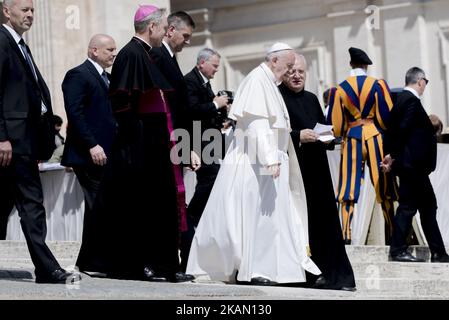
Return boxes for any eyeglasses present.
[421,77,429,85]
[287,69,305,76]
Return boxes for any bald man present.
[61,34,117,273]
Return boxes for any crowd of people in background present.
[1,0,448,288]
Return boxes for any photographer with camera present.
[181,48,230,271]
[217,90,236,132]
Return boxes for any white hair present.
[2,0,16,7]
[265,49,292,62]
[196,48,220,65]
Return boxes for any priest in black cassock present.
[279,53,356,291]
[102,4,194,283]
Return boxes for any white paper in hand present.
[313,123,335,142]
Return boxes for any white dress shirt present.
[350,68,367,77]
[404,86,421,99]
[3,23,47,114]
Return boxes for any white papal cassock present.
[186,63,321,283]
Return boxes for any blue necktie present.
[19,38,47,114]
[19,38,38,81]
[101,71,109,88]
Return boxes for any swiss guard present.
[327,47,398,244]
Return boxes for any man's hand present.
[190,151,201,171]
[267,163,280,179]
[90,145,107,166]
[380,154,394,173]
[213,95,229,109]
[300,129,319,143]
[0,140,12,167]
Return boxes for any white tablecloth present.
[6,144,449,244]
[428,144,449,246]
[6,169,84,241]
[326,147,377,245]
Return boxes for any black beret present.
[349,47,372,65]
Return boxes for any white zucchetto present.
[266,42,293,54]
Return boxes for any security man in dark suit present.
[382,67,449,263]
[61,34,117,273]
[150,11,195,132]
[149,11,198,279]
[182,48,229,269]
[0,0,77,283]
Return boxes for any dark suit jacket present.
[149,45,187,131]
[184,67,227,133]
[61,60,117,167]
[384,89,437,175]
[0,25,55,160]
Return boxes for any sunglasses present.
[421,78,429,85]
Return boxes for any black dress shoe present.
[35,268,80,284]
[250,277,274,286]
[142,267,168,282]
[431,252,449,263]
[312,275,327,289]
[313,276,356,291]
[168,272,195,283]
[344,239,351,245]
[340,286,357,292]
[389,251,425,262]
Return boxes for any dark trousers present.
[390,170,446,256]
[0,202,10,240]
[0,156,60,275]
[180,162,220,272]
[73,165,107,272]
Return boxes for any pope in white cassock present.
[186,43,321,285]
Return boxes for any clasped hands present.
[266,163,280,179]
[380,154,394,173]
[190,151,201,171]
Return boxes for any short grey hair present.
[2,0,15,7]
[265,51,280,62]
[265,49,293,63]
[168,11,195,30]
[134,8,166,34]
[294,52,307,67]
[196,48,220,65]
[405,67,426,86]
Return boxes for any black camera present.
[217,90,234,104]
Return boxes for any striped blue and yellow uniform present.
[327,75,398,242]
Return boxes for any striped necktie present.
[101,71,109,88]
[19,38,47,114]
[18,38,38,81]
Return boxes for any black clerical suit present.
[384,89,447,257]
[279,84,356,290]
[61,59,117,272]
[0,25,61,276]
[105,37,188,282]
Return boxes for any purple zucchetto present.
[134,4,159,23]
